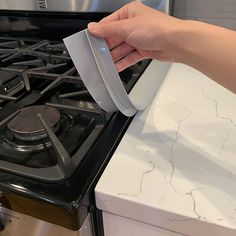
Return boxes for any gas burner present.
[7,105,60,141]
[2,112,73,153]
[3,135,52,153]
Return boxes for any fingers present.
[87,4,126,35]
[87,3,135,49]
[88,20,129,39]
[105,36,124,50]
[111,42,135,62]
[115,50,145,72]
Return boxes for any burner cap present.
[7,105,60,141]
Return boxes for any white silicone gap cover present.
[63,29,170,117]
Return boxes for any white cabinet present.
[102,212,183,236]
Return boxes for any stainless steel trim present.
[0,208,93,236]
[0,0,168,12]
[0,0,135,12]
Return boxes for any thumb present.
[88,20,129,39]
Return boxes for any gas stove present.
[0,10,151,236]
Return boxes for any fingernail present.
[88,22,98,32]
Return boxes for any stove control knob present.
[0,193,10,231]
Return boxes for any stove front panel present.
[0,207,93,236]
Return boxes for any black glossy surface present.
[0,11,109,40]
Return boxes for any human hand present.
[88,1,183,71]
[89,1,236,94]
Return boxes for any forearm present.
[173,20,236,93]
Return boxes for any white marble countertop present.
[95,62,236,236]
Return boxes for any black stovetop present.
[0,36,111,182]
[0,33,150,230]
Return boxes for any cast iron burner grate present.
[0,36,150,182]
[0,37,83,102]
[0,37,110,182]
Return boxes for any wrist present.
[167,19,202,64]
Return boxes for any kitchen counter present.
[95,62,236,236]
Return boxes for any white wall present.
[174,0,236,30]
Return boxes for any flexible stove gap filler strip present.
[64,29,171,117]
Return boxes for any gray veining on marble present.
[95,62,236,236]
